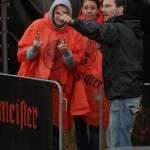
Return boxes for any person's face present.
[53,5,69,27]
[82,0,100,21]
[101,0,123,22]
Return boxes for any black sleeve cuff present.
[71,17,80,27]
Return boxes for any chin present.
[57,23,65,27]
[57,25,65,29]
[87,19,93,21]
[104,18,109,23]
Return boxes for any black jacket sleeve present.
[71,18,120,45]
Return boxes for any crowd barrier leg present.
[94,85,104,150]
[49,80,63,150]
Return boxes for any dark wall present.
[126,0,150,83]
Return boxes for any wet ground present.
[62,127,108,150]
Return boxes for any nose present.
[101,8,105,13]
[101,5,106,11]
[87,8,92,13]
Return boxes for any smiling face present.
[53,5,69,27]
[101,0,124,22]
[81,0,100,21]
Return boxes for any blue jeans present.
[74,116,99,150]
[106,96,142,149]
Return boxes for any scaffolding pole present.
[1,0,8,73]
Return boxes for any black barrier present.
[0,73,53,150]
[131,83,150,146]
[105,146,150,150]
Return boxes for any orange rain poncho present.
[70,10,110,130]
[17,12,83,130]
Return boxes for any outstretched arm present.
[58,10,75,25]
[58,10,120,45]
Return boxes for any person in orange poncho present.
[69,0,110,150]
[17,0,83,149]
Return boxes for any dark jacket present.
[72,15,143,100]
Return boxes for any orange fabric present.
[70,80,91,115]
[17,12,83,130]
[70,10,110,130]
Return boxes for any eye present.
[56,11,60,15]
[101,4,112,9]
[83,6,89,10]
[63,12,68,15]
[91,6,97,10]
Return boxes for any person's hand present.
[95,42,103,52]
[57,37,68,54]
[33,32,43,52]
[57,10,74,25]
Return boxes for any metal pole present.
[94,85,104,150]
[46,79,63,150]
[58,82,63,150]
[1,0,8,73]
[99,86,103,150]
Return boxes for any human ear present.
[117,6,124,15]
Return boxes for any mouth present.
[103,14,109,20]
[85,15,93,18]
[102,13,108,17]
[57,20,64,25]
[85,15,95,21]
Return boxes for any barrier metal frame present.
[94,85,104,150]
